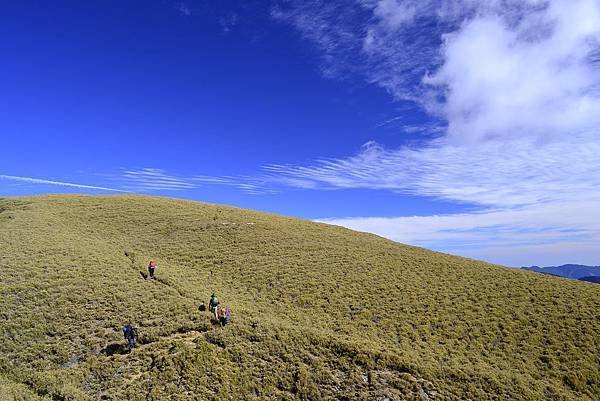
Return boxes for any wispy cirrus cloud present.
[119,168,197,192]
[194,175,275,195]
[114,168,275,195]
[271,1,368,79]
[0,174,127,193]
[263,130,600,208]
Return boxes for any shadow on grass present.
[100,342,129,356]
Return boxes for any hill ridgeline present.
[0,195,598,401]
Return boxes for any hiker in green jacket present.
[209,292,220,320]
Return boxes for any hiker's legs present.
[149,267,155,279]
[214,305,219,320]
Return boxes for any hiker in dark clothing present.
[122,324,137,350]
[148,260,157,279]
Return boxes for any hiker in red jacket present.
[148,260,157,279]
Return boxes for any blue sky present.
[2,0,600,267]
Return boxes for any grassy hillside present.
[0,195,598,401]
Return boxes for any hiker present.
[208,292,220,320]
[219,306,231,327]
[147,260,157,279]
[122,323,137,350]
[217,307,225,324]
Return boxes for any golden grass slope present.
[0,194,598,401]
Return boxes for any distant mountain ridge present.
[522,264,600,280]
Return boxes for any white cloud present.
[425,0,600,143]
[276,0,600,126]
[0,174,127,193]
[318,199,600,266]
[268,0,600,265]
